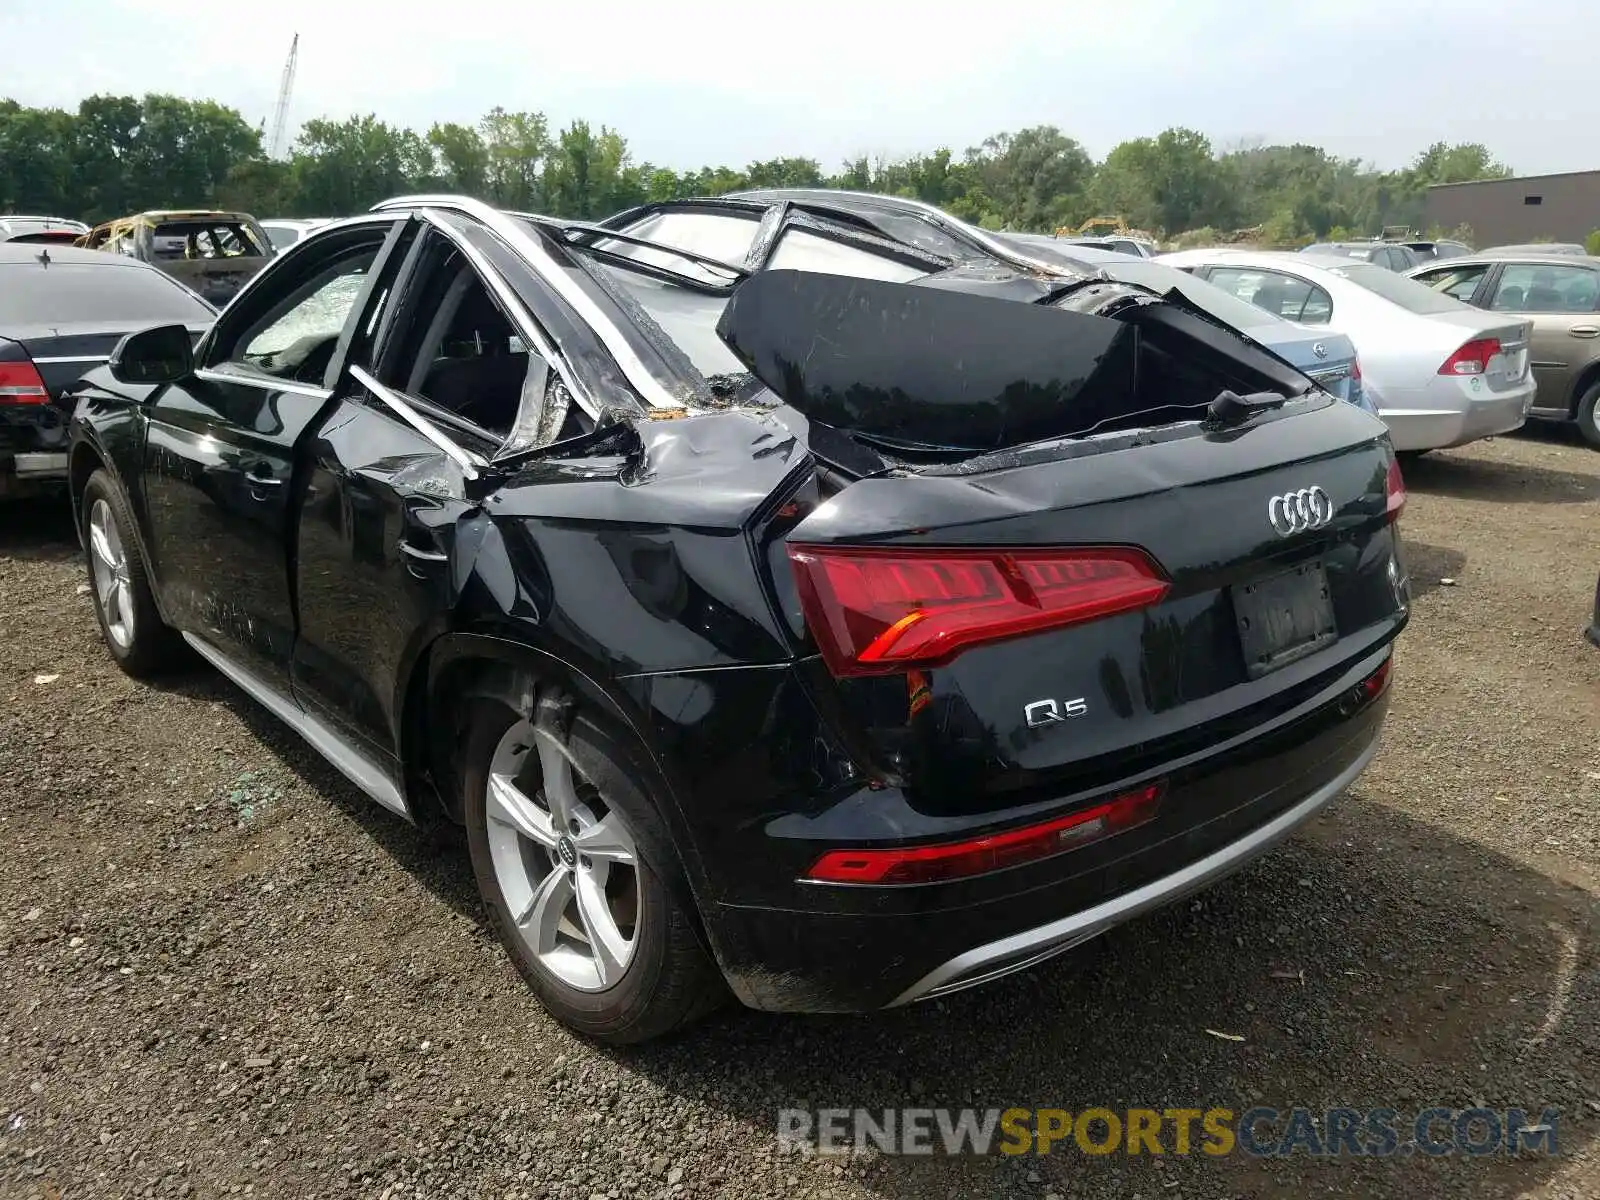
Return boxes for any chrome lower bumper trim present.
[888,734,1382,1006]
[12,452,68,478]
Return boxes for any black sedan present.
[1,244,213,498]
[66,195,1409,1043]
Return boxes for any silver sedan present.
[1160,249,1536,452]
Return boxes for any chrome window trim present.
[348,363,488,479]
[32,354,110,365]
[194,364,332,399]
[373,194,681,410]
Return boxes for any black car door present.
[291,220,558,763]
[138,218,408,684]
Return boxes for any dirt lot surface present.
[2,430,1598,1200]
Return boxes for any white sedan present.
[1159,249,1535,452]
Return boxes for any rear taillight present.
[1437,338,1500,376]
[787,544,1171,677]
[1385,453,1406,522]
[802,781,1166,885]
[0,360,49,405]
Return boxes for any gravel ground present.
[1,429,1598,1200]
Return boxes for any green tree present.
[427,122,490,195]
[966,126,1094,230]
[289,114,423,214]
[480,108,548,210]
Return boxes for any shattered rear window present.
[596,211,761,284]
[593,223,934,380]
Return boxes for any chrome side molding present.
[182,633,411,820]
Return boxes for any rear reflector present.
[787,544,1170,677]
[1438,338,1500,376]
[0,360,49,405]
[1361,656,1392,701]
[802,782,1167,885]
[1384,453,1406,521]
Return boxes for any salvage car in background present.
[1162,248,1535,453]
[79,210,274,307]
[1407,252,1600,446]
[1,216,90,245]
[69,195,1407,1042]
[1482,243,1587,257]
[1300,241,1422,271]
[1402,239,1472,264]
[1,244,213,497]
[1051,234,1159,259]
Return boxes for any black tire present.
[80,469,184,677]
[460,691,723,1043]
[1575,381,1600,448]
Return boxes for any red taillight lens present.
[1361,656,1392,701]
[0,360,49,405]
[803,782,1166,885]
[787,545,1170,677]
[1437,338,1500,376]
[1384,453,1406,522]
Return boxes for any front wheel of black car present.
[80,469,183,677]
[460,692,722,1043]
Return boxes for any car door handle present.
[397,539,449,570]
[1568,325,1600,338]
[243,464,282,499]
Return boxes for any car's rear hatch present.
[719,271,1408,822]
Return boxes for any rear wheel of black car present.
[80,469,183,677]
[460,692,721,1043]
[1575,380,1600,448]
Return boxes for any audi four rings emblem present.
[1268,487,1333,536]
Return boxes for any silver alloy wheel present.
[484,718,639,992]
[88,499,134,650]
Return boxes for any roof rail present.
[370,194,680,409]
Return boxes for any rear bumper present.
[11,451,67,479]
[0,451,69,497]
[890,736,1374,1004]
[699,653,1392,1013]
[1379,382,1533,451]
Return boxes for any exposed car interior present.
[386,244,595,446]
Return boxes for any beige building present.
[1425,170,1600,247]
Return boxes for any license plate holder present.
[1234,560,1338,679]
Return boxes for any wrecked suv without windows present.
[79,210,274,307]
[67,194,1408,1043]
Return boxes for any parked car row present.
[1159,249,1535,454]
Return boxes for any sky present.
[4,0,1596,176]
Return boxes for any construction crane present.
[267,34,299,159]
